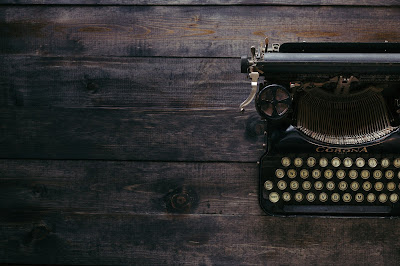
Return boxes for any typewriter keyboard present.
[260,154,400,216]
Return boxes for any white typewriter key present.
[349,170,358,179]
[343,157,353,168]
[277,180,287,190]
[269,192,280,203]
[324,169,333,179]
[281,157,291,167]
[339,181,348,191]
[314,181,324,190]
[312,169,321,179]
[379,193,388,203]
[319,157,328,168]
[306,193,315,202]
[282,192,291,202]
[302,181,311,190]
[367,193,376,203]
[343,193,352,202]
[336,170,346,179]
[300,169,309,179]
[374,182,384,191]
[390,193,399,203]
[294,157,303,167]
[381,158,390,168]
[275,169,285,178]
[373,170,382,179]
[326,181,335,191]
[331,157,341,168]
[368,158,378,168]
[387,182,396,191]
[290,181,299,190]
[356,158,365,168]
[264,181,273,190]
[287,169,297,178]
[361,170,370,179]
[295,192,303,202]
[394,158,400,168]
[331,193,340,202]
[398,171,400,179]
[355,193,364,202]
[363,181,372,191]
[319,192,328,202]
[385,170,394,179]
[350,181,360,191]
[307,157,316,167]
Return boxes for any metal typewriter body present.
[240,40,400,217]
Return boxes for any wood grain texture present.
[1,6,400,57]
[0,107,265,161]
[0,56,247,108]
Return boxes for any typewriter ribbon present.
[240,40,400,217]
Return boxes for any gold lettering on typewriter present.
[316,146,368,153]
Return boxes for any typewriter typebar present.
[241,40,400,216]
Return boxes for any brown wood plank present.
[1,6,400,57]
[0,160,261,216]
[1,212,400,265]
[0,107,265,161]
[0,56,247,108]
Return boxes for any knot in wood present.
[164,186,198,214]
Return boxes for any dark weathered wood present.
[0,159,261,216]
[0,107,264,161]
[0,56,247,108]
[1,6,400,57]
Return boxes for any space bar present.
[283,205,391,214]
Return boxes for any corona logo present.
[315,147,368,153]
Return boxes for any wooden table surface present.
[1,1,400,265]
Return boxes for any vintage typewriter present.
[240,39,400,216]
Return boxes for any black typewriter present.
[240,39,400,217]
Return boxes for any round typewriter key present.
[349,170,358,179]
[269,192,280,203]
[336,170,346,179]
[394,158,400,168]
[367,193,376,203]
[343,193,352,202]
[294,157,303,167]
[355,193,364,202]
[281,157,291,167]
[368,158,378,168]
[361,170,370,179]
[319,157,328,168]
[324,169,333,179]
[350,181,360,191]
[379,193,388,203]
[387,182,396,191]
[275,169,285,178]
[381,158,390,168]
[339,181,348,191]
[356,158,365,168]
[363,181,372,191]
[390,193,399,203]
[307,157,316,167]
[398,171,400,179]
[319,192,328,202]
[331,193,340,202]
[331,157,341,168]
[343,157,353,168]
[277,180,287,190]
[326,181,335,191]
[264,181,273,190]
[385,170,394,179]
[287,169,297,178]
[314,181,324,190]
[312,169,321,179]
[306,192,316,202]
[290,181,299,190]
[374,182,384,191]
[302,181,311,190]
[295,192,303,202]
[373,170,382,179]
[300,169,309,179]
[282,192,291,201]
